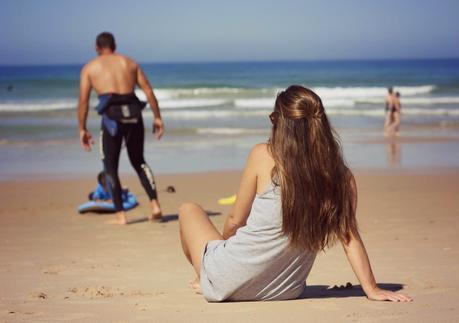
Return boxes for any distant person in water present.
[384,87,396,136]
[78,32,164,225]
[384,89,402,137]
[392,92,402,135]
[178,85,412,303]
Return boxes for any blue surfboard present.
[78,192,138,214]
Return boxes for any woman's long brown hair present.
[269,85,357,252]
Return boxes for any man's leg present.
[386,112,400,137]
[384,111,392,136]
[124,117,162,220]
[101,122,127,224]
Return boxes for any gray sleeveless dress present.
[200,183,316,302]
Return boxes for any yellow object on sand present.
[218,194,237,205]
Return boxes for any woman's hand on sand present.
[79,129,94,152]
[153,118,164,140]
[366,287,413,302]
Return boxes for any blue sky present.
[1,0,458,65]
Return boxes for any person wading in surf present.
[384,87,396,136]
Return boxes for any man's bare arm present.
[136,66,164,139]
[78,65,92,131]
[78,65,94,151]
[137,66,161,119]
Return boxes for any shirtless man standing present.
[78,32,164,224]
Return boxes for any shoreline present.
[1,166,459,183]
[2,122,459,181]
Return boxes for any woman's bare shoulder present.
[248,143,271,161]
[247,143,275,177]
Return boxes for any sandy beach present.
[2,0,459,321]
[0,169,458,322]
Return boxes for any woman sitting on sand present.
[178,85,412,303]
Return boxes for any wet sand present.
[0,170,458,322]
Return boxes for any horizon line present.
[1,56,459,68]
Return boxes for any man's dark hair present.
[96,32,116,51]
[388,87,393,94]
[396,92,401,97]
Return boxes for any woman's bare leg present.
[178,202,223,276]
[393,111,401,135]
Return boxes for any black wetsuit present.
[97,93,157,212]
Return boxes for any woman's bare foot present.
[149,199,163,222]
[188,277,202,294]
[106,211,128,225]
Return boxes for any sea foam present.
[0,85,451,113]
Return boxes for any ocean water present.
[1,59,459,179]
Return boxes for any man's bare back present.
[385,93,395,110]
[79,51,163,146]
[84,54,138,95]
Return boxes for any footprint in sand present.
[406,278,445,294]
[68,286,116,299]
[29,292,48,300]
[67,286,156,299]
[345,310,409,321]
[134,303,149,311]
[42,265,67,275]
[5,309,43,317]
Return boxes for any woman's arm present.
[342,174,412,302]
[341,233,412,302]
[222,145,262,239]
